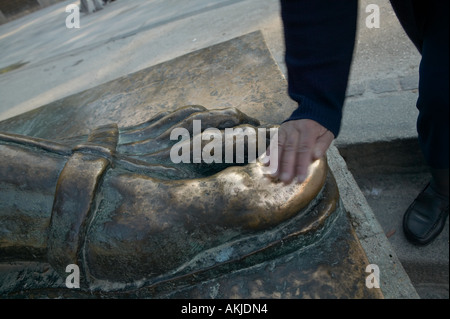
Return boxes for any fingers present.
[273,119,334,185]
[313,130,334,160]
[277,127,300,183]
[293,127,315,183]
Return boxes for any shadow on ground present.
[338,139,449,299]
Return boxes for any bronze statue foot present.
[0,106,339,294]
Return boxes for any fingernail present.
[297,175,306,183]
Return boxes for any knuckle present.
[296,143,312,154]
[280,158,292,166]
[283,142,297,152]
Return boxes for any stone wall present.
[0,0,66,25]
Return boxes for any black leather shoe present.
[403,183,449,246]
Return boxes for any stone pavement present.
[0,0,447,298]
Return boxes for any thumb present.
[313,130,334,160]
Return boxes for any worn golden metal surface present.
[0,107,329,289]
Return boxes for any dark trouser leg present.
[431,169,449,197]
[416,1,449,198]
[391,0,449,173]
[391,0,449,245]
[416,0,449,169]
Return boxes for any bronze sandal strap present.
[47,124,118,280]
[0,132,72,156]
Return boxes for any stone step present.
[337,139,449,299]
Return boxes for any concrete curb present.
[327,144,420,299]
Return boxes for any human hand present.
[268,119,334,184]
